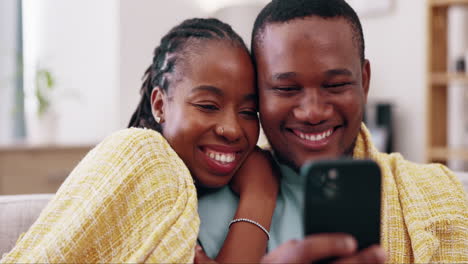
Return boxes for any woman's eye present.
[240,109,258,117]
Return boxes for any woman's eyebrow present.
[190,85,224,96]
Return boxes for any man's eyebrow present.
[272,72,297,80]
[190,85,223,96]
[325,68,353,77]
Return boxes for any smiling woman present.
[1,18,277,264]
[151,42,259,187]
[128,20,259,188]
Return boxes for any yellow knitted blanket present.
[354,124,467,263]
[1,128,200,263]
[2,125,467,263]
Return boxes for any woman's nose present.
[216,116,242,142]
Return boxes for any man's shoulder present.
[381,152,467,221]
[383,152,462,190]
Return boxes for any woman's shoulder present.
[81,128,179,168]
[62,127,189,197]
[102,127,164,147]
[99,128,169,153]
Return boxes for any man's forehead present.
[263,17,352,43]
[256,17,360,66]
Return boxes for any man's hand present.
[261,234,386,264]
[194,234,386,264]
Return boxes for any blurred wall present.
[22,0,204,144]
[362,0,426,162]
[23,0,120,145]
[0,0,18,144]
[119,0,203,128]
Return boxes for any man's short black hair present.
[251,0,365,63]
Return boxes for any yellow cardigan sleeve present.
[1,128,200,263]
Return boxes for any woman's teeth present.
[297,128,333,141]
[206,151,235,163]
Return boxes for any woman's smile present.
[199,145,242,175]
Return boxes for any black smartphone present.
[301,159,382,251]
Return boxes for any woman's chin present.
[194,173,232,189]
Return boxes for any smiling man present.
[254,15,369,169]
[197,0,467,263]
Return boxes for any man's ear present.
[151,87,166,124]
[362,59,371,104]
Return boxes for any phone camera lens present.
[328,169,338,181]
[322,169,340,199]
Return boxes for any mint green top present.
[197,163,307,258]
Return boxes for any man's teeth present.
[207,151,235,163]
[298,129,333,141]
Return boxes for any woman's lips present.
[199,146,241,175]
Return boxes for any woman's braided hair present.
[128,18,248,132]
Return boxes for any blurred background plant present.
[34,68,55,117]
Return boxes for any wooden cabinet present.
[427,0,468,163]
[0,145,91,195]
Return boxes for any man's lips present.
[292,127,334,141]
[288,126,339,149]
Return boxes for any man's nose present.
[293,91,333,124]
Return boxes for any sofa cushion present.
[0,194,53,256]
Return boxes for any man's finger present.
[262,234,357,264]
[194,245,217,264]
[297,233,357,261]
[332,245,386,264]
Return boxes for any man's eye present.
[195,104,219,111]
[272,86,300,92]
[323,82,353,88]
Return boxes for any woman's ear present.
[151,87,166,124]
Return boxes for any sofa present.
[1,173,467,257]
[0,194,54,256]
